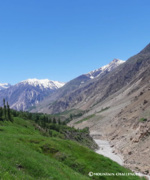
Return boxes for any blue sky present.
[0,0,150,84]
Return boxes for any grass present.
[0,117,145,180]
[55,109,77,116]
[0,118,88,180]
[139,118,147,122]
[75,114,95,124]
[97,107,110,113]
[55,109,85,120]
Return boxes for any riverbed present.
[94,139,150,180]
[94,139,123,165]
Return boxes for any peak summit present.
[86,59,125,79]
[111,58,125,63]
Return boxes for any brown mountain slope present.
[68,43,150,175]
[34,59,124,114]
[41,43,150,114]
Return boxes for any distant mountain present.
[34,59,125,114]
[20,79,64,90]
[0,83,11,90]
[0,79,65,111]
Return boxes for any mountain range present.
[34,58,125,114]
[32,43,150,175]
[0,79,65,111]
[1,43,150,175]
[0,59,124,112]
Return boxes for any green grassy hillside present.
[0,115,145,179]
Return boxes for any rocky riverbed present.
[94,139,150,180]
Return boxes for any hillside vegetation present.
[0,104,145,179]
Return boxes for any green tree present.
[58,118,61,125]
[53,117,56,124]
[3,98,5,107]
[4,105,6,120]
[7,102,11,121]
[6,102,13,122]
[70,114,73,120]
[48,118,52,123]
[0,107,3,121]
[3,99,6,119]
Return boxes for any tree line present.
[0,99,13,122]
[0,99,91,143]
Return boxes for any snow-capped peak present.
[110,58,125,65]
[20,78,65,89]
[86,58,125,79]
[0,83,11,90]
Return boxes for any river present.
[94,139,150,180]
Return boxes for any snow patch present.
[86,59,125,79]
[20,78,65,89]
[0,83,11,90]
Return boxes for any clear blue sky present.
[0,0,150,84]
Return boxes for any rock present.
[143,100,148,105]
[144,170,149,175]
[128,151,132,155]
[140,92,144,96]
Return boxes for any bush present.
[139,118,147,122]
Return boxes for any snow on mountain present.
[19,79,65,90]
[86,59,125,79]
[0,83,11,90]
[0,79,65,111]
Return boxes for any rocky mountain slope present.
[34,59,125,114]
[86,58,124,79]
[0,79,65,111]
[68,43,150,175]
[41,44,150,115]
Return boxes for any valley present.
[68,80,150,177]
[1,1,150,179]
[1,44,150,179]
[66,44,150,178]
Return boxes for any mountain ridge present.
[68,43,150,175]
[0,79,65,111]
[34,58,125,114]
[86,58,125,79]
[19,78,65,89]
